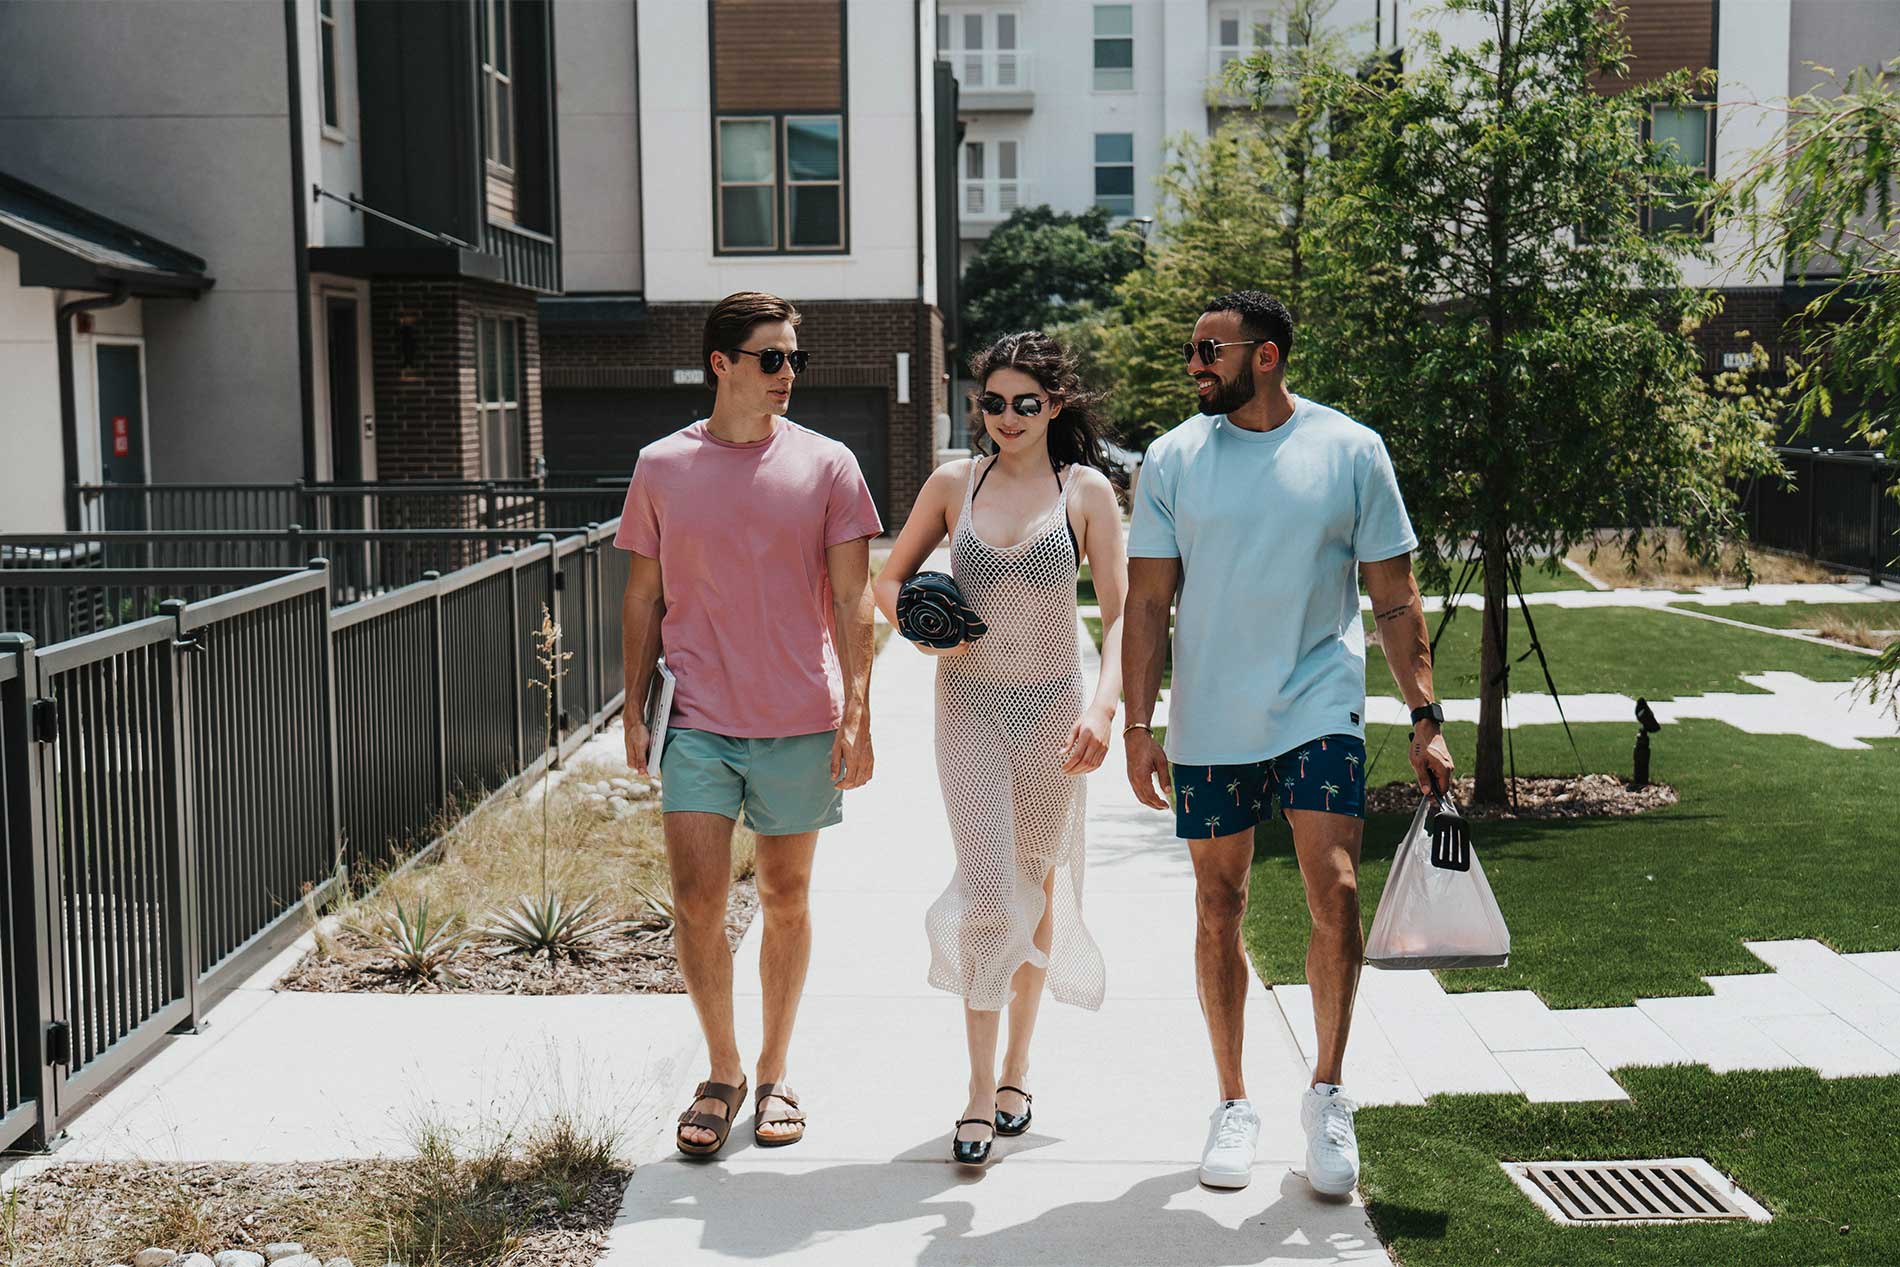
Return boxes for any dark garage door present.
[545,386,890,523]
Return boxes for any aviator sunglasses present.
[976,392,1048,418]
[1182,337,1266,367]
[726,347,810,375]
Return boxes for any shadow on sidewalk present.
[618,1136,1386,1265]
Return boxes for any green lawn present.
[1360,1066,1900,1267]
[1672,601,1900,631]
[1366,604,1870,700]
[1245,719,1900,1007]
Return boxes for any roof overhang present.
[0,172,212,298]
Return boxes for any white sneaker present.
[1301,1083,1361,1196]
[1199,1099,1259,1189]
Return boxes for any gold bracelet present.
[1122,721,1154,737]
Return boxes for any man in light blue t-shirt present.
[1122,291,1454,1199]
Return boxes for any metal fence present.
[74,480,626,535]
[1743,447,1900,582]
[0,518,627,1151]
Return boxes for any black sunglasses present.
[976,392,1047,418]
[728,347,809,375]
[1182,338,1266,367]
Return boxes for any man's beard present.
[1201,367,1257,416]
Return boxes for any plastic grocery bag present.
[1364,798,1510,970]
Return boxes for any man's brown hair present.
[703,291,802,388]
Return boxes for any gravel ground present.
[276,877,758,995]
[0,1160,626,1267]
[1366,773,1679,820]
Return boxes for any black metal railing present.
[1743,447,1899,582]
[0,518,627,1151]
[72,480,625,536]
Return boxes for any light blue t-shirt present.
[1127,397,1418,766]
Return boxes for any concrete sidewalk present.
[598,568,1390,1266]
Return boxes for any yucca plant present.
[627,878,676,932]
[486,891,620,964]
[373,897,472,987]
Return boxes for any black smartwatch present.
[1410,702,1444,728]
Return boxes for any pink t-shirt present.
[614,418,883,738]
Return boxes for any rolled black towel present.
[896,571,988,649]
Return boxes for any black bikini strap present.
[973,455,1081,567]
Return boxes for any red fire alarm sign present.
[112,415,130,457]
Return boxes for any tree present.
[1100,124,1292,443]
[959,204,1143,355]
[1730,57,1900,709]
[1296,0,1778,803]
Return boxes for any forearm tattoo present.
[1374,600,1414,623]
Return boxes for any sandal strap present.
[756,1082,800,1110]
[955,1118,995,1129]
[757,1104,806,1125]
[678,1110,735,1132]
[996,1085,1033,1101]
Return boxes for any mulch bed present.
[0,1160,627,1267]
[1366,773,1679,821]
[276,877,759,996]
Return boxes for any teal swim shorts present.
[659,728,844,835]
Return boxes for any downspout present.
[285,0,317,481]
[56,286,130,530]
[913,0,931,495]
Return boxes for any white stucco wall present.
[638,0,930,302]
[1683,0,1791,289]
[555,0,644,293]
[0,249,65,532]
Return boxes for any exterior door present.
[96,343,147,530]
[325,298,365,529]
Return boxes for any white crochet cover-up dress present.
[925,457,1107,1012]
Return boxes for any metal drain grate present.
[1502,1158,1771,1227]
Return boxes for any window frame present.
[1093,131,1135,216]
[318,0,340,133]
[1643,100,1715,240]
[476,314,525,481]
[713,113,850,256]
[480,0,516,173]
[1092,4,1135,93]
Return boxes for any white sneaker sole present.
[1305,1159,1357,1196]
[1199,1162,1252,1189]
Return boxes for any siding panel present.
[712,0,843,111]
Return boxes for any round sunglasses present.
[727,347,809,375]
[976,392,1047,418]
[1182,337,1267,367]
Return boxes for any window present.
[1093,4,1133,91]
[318,0,339,129]
[1213,7,1275,70]
[480,0,514,170]
[963,138,1023,217]
[941,9,1024,90]
[716,115,846,253]
[1647,103,1712,236]
[477,316,523,479]
[1094,132,1134,215]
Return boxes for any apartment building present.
[539,0,957,528]
[942,0,1388,265]
[0,0,565,531]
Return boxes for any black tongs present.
[1425,775,1471,872]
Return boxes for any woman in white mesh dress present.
[873,332,1129,1168]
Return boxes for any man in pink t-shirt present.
[617,291,882,1157]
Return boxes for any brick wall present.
[542,298,944,526]
[370,278,544,483]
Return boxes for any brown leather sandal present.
[676,1078,747,1157]
[754,1081,807,1147]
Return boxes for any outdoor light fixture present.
[1632,696,1662,788]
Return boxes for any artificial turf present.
[1357,1066,1900,1267]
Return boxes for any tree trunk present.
[1475,529,1511,805]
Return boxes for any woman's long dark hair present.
[968,331,1124,489]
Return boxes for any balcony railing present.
[962,177,1034,222]
[1207,46,1291,105]
[952,48,1034,94]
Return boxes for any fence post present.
[0,636,64,1151]
[309,558,345,890]
[159,598,205,1033]
[424,570,449,814]
[504,547,524,775]
[585,525,604,726]
[481,482,496,532]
